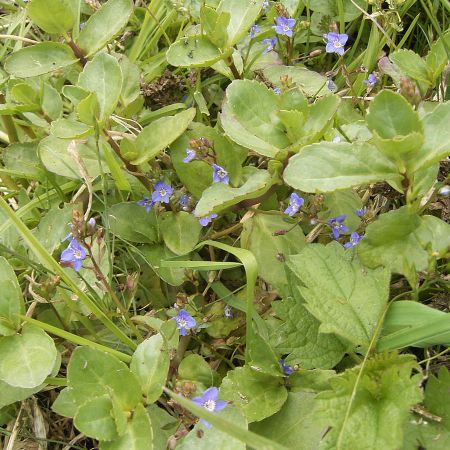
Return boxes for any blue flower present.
[198,213,218,227]
[325,32,348,56]
[355,207,367,218]
[327,76,338,92]
[284,193,304,216]
[250,24,260,38]
[192,387,227,428]
[152,181,173,204]
[212,164,229,185]
[224,305,233,319]
[183,148,197,163]
[179,195,190,207]
[262,37,277,54]
[60,239,86,272]
[439,185,450,197]
[273,87,281,95]
[173,309,196,336]
[137,197,154,213]
[344,232,364,248]
[273,17,296,38]
[328,215,349,239]
[363,73,378,87]
[279,359,294,376]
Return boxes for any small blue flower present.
[327,76,338,92]
[344,232,364,248]
[152,182,173,204]
[192,387,227,428]
[60,239,86,272]
[179,195,190,207]
[198,213,218,227]
[137,197,154,213]
[63,223,75,242]
[173,309,196,336]
[273,17,296,38]
[325,32,348,56]
[355,207,367,218]
[224,305,233,319]
[328,215,349,240]
[284,193,304,216]
[262,37,277,54]
[363,73,378,87]
[183,148,197,163]
[250,24,260,38]
[439,185,450,197]
[212,164,229,185]
[279,359,294,376]
[79,22,85,30]
[273,87,281,95]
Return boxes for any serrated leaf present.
[390,49,432,84]
[220,366,288,422]
[4,43,77,78]
[426,32,450,80]
[287,243,390,348]
[283,142,402,193]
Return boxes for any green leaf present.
[77,0,134,56]
[52,387,78,418]
[50,118,94,139]
[27,0,78,34]
[241,213,305,290]
[426,32,450,80]
[0,379,44,409]
[216,0,264,47]
[194,168,274,217]
[130,334,169,403]
[319,189,363,231]
[247,332,284,378]
[251,391,326,450]
[220,366,288,423]
[408,101,450,172]
[147,404,178,450]
[78,53,123,122]
[178,406,246,450]
[42,82,63,120]
[283,142,402,193]
[309,0,366,21]
[74,395,119,441]
[3,142,45,180]
[130,108,196,165]
[4,43,77,78]
[100,403,153,450]
[358,207,450,277]
[67,347,141,410]
[390,49,432,84]
[0,256,25,336]
[178,354,217,387]
[270,298,345,369]
[107,202,158,244]
[315,353,422,450]
[200,6,230,49]
[0,324,57,388]
[166,35,224,68]
[287,243,390,348]
[221,80,290,157]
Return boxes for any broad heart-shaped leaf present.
[100,403,153,450]
[220,366,288,423]
[159,212,202,256]
[38,135,109,179]
[0,324,57,388]
[166,35,224,68]
[283,141,402,193]
[390,49,432,85]
[221,80,290,158]
[4,43,78,78]
[315,353,422,450]
[358,207,450,278]
[0,379,44,409]
[74,395,119,441]
[367,90,423,139]
[27,0,78,34]
[241,213,305,291]
[408,101,450,172]
[130,334,169,403]
[77,0,134,56]
[67,347,141,410]
[251,391,326,450]
[78,53,123,123]
[194,168,274,217]
[269,299,346,369]
[177,406,246,450]
[217,0,264,48]
[0,256,25,336]
[130,109,196,165]
[287,243,390,349]
[107,202,158,244]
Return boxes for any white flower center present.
[178,318,187,327]
[159,188,167,197]
[218,170,227,178]
[203,400,216,412]
[74,250,82,259]
[333,40,343,48]
[283,25,290,32]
